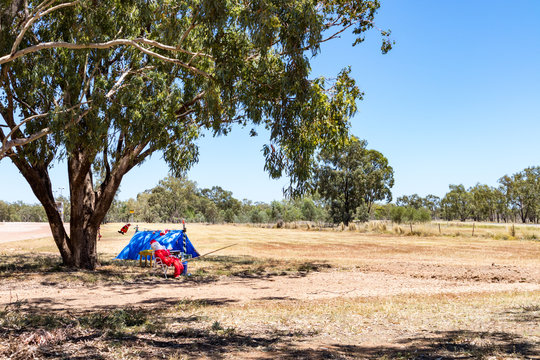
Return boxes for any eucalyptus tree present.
[1,1,392,268]
[441,184,471,221]
[314,136,394,225]
[469,184,497,222]
[396,194,423,209]
[499,167,540,223]
[396,194,440,218]
[200,186,241,214]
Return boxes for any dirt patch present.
[0,223,539,359]
[1,268,538,313]
[0,222,69,244]
[355,261,540,284]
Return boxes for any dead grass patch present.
[3,290,537,359]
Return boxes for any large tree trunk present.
[66,150,98,268]
[10,148,127,269]
[62,147,127,269]
[10,157,72,260]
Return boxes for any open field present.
[0,222,539,359]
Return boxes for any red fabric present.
[120,224,130,233]
[155,249,184,277]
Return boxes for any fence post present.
[472,223,475,236]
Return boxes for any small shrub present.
[79,308,148,331]
[494,233,510,240]
[348,223,357,231]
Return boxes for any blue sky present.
[1,0,539,204]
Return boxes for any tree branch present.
[0,101,91,159]
[1,39,214,79]
[10,0,82,55]
[105,65,155,99]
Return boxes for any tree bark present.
[9,156,72,258]
[9,145,129,269]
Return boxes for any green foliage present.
[390,205,431,224]
[499,167,540,223]
[100,176,329,224]
[397,194,440,219]
[354,203,369,222]
[468,184,503,222]
[0,200,46,221]
[2,0,391,191]
[441,185,472,221]
[313,136,394,225]
[372,203,392,220]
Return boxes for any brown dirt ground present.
[0,223,538,312]
[1,267,538,313]
[1,223,539,359]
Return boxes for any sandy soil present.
[0,222,69,244]
[1,266,539,313]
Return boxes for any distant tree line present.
[375,166,540,224]
[102,176,330,224]
[4,166,540,225]
[0,200,46,222]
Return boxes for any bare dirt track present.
[1,268,538,313]
[0,222,55,244]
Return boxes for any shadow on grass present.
[4,313,538,360]
[0,254,63,275]
[198,255,332,280]
[2,291,538,359]
[262,330,538,360]
[1,254,332,286]
[503,304,540,324]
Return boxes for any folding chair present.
[154,252,191,279]
[154,255,180,279]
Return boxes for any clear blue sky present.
[1,0,539,204]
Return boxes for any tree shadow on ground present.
[269,330,539,360]
[2,254,332,286]
[2,301,538,360]
[503,304,540,323]
[0,254,63,275]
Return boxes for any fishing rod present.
[183,243,237,262]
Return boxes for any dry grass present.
[170,290,540,342]
[2,288,538,359]
[0,222,539,359]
